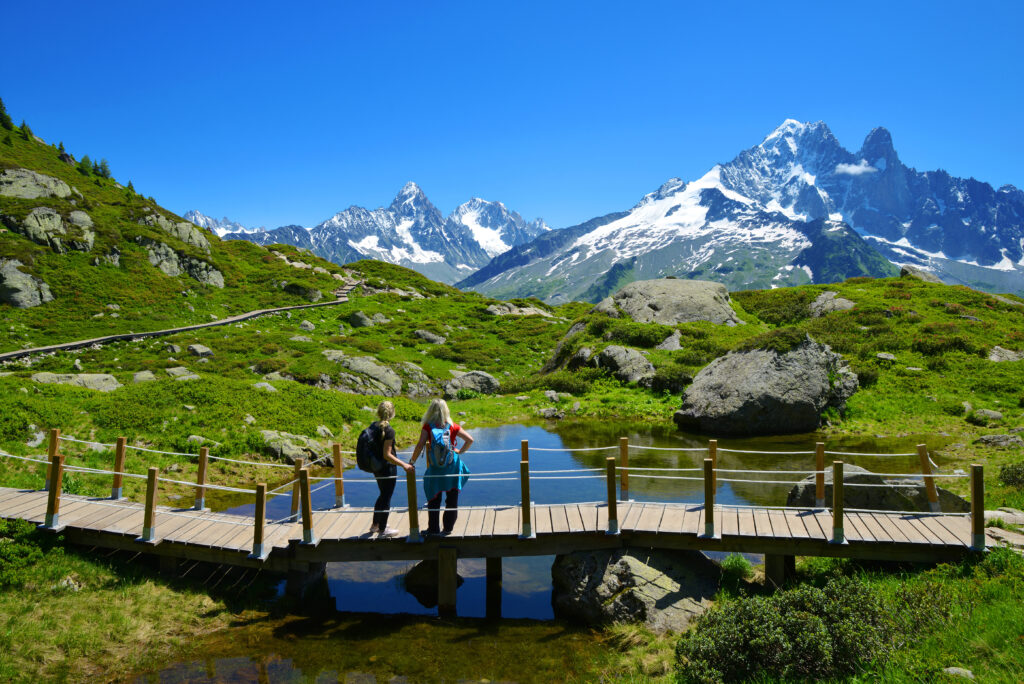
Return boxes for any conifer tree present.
[2,134,12,146]
[58,141,65,154]
[20,120,32,140]
[91,159,102,175]
[78,154,92,175]
[0,98,12,130]
[98,159,112,178]
[127,180,135,193]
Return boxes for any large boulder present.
[787,464,969,512]
[31,372,122,392]
[347,311,374,328]
[485,302,552,317]
[900,265,943,284]
[443,370,500,398]
[0,259,54,308]
[592,345,655,386]
[415,329,446,345]
[0,168,74,199]
[674,337,858,435]
[551,548,719,633]
[592,279,743,326]
[140,213,211,253]
[259,429,333,466]
[321,350,402,396]
[809,291,855,317]
[136,238,224,288]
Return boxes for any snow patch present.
[457,205,511,258]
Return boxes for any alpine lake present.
[132,421,950,683]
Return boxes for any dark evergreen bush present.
[998,463,1024,488]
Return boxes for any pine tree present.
[0,97,12,130]
[98,159,111,179]
[127,180,135,193]
[78,154,92,176]
[2,134,12,146]
[91,159,102,175]
[58,141,65,154]
[20,120,32,140]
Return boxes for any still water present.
[137,421,943,682]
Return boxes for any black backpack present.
[356,422,384,473]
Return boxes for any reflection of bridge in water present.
[1,430,985,616]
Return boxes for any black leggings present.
[373,474,397,529]
[426,488,460,533]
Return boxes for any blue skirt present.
[423,456,470,501]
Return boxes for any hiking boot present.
[378,527,400,538]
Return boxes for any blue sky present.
[3,1,1022,230]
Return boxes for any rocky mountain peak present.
[858,127,899,168]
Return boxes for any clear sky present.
[2,1,1022,230]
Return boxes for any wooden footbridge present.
[0,430,986,614]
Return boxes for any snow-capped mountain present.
[183,210,264,237]
[221,183,548,283]
[460,120,1024,301]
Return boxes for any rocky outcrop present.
[989,346,1024,362]
[551,548,719,633]
[0,168,74,199]
[260,429,333,466]
[165,366,199,381]
[395,361,436,397]
[188,344,213,358]
[592,279,743,326]
[809,290,855,317]
[2,207,94,253]
[592,345,655,386]
[900,265,943,284]
[443,370,500,398]
[656,330,683,350]
[0,259,54,308]
[31,372,122,392]
[140,213,211,253]
[973,434,1024,449]
[348,311,374,328]
[415,329,446,345]
[485,302,552,317]
[136,238,224,288]
[674,337,858,435]
[787,464,969,512]
[322,350,402,395]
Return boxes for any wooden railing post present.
[619,437,630,501]
[521,439,529,464]
[45,428,60,491]
[703,458,715,537]
[140,467,158,542]
[406,467,421,543]
[606,456,619,535]
[708,439,718,491]
[815,442,826,508]
[918,444,940,512]
[520,460,533,538]
[194,446,209,511]
[112,436,127,500]
[43,449,65,529]
[250,483,267,559]
[831,461,845,544]
[333,443,346,508]
[290,457,305,518]
[299,467,316,545]
[971,464,985,551]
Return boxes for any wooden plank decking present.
[0,487,977,571]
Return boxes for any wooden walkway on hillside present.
[0,486,978,571]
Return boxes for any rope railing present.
[8,430,987,555]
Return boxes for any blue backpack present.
[427,423,456,468]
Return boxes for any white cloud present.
[835,160,878,176]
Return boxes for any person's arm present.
[410,429,429,465]
[382,436,413,472]
[455,429,474,455]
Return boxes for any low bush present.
[719,553,752,590]
[999,463,1024,488]
[504,368,606,395]
[0,519,47,588]
[850,363,879,387]
[732,287,815,325]
[649,364,692,393]
[604,321,675,348]
[734,328,808,355]
[254,357,287,374]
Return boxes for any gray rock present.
[656,330,683,351]
[573,401,581,413]
[5,207,67,252]
[259,429,331,465]
[92,248,120,268]
[165,366,199,381]
[900,265,943,283]
[0,259,54,308]
[415,329,446,345]
[973,409,1003,423]
[261,372,292,382]
[299,320,315,332]
[443,370,500,399]
[674,337,858,435]
[485,302,552,317]
[133,371,157,383]
[991,294,1024,308]
[322,350,403,396]
[165,344,181,354]
[592,345,655,386]
[316,425,334,438]
[31,372,122,392]
[809,290,856,317]
[348,311,374,328]
[988,346,1024,362]
[544,390,560,401]
[565,346,594,371]
[941,667,975,680]
[253,382,278,392]
[72,359,83,372]
[187,344,213,358]
[68,210,93,229]
[959,314,981,322]
[105,303,120,311]
[516,395,529,401]
[371,313,391,324]
[289,335,312,343]
[26,431,46,448]
[243,414,256,425]
[0,168,73,199]
[973,434,1024,449]
[140,213,211,254]
[538,407,565,419]
[591,279,743,326]
[136,238,224,288]
[788,464,969,512]
[876,352,897,362]
[551,549,719,633]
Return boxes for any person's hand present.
[402,462,414,473]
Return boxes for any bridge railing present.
[0,428,984,557]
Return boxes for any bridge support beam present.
[764,554,795,589]
[485,556,502,619]
[286,562,327,599]
[438,546,458,617]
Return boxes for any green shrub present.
[605,321,675,348]
[675,576,893,682]
[0,519,46,588]
[719,553,752,590]
[649,364,692,393]
[735,329,808,355]
[504,368,605,395]
[455,388,481,400]
[254,357,287,374]
[586,316,616,337]
[850,364,879,388]
[999,463,1024,488]
[732,288,815,325]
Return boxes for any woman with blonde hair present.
[368,400,414,538]
[410,398,473,536]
